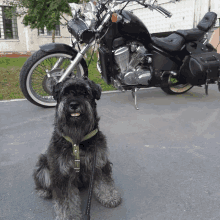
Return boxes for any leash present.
[83,144,97,220]
[62,129,98,220]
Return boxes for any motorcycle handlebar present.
[132,1,172,18]
[95,0,172,33]
[156,5,172,18]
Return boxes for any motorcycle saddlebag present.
[180,52,220,85]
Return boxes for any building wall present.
[0,0,220,54]
[126,0,195,33]
[126,0,220,34]
[0,0,73,54]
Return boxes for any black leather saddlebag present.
[180,52,220,85]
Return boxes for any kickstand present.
[218,77,220,92]
[205,80,209,95]
[131,88,140,110]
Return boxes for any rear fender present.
[186,41,216,54]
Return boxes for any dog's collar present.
[62,129,99,173]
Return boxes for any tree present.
[3,0,80,43]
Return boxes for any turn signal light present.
[111,13,117,22]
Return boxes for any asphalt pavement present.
[1,84,220,220]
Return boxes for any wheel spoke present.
[25,53,85,107]
[33,68,46,76]
[161,74,193,95]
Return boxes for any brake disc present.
[42,69,63,95]
[42,68,77,95]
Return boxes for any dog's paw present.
[93,181,122,208]
[36,189,52,199]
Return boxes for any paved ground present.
[1,84,220,220]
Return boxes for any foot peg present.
[113,79,125,92]
[131,88,139,110]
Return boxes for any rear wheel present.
[160,74,193,94]
[19,49,88,107]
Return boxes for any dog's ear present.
[52,77,72,101]
[52,81,63,101]
[87,79,102,100]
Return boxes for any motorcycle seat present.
[197,12,217,32]
[175,28,205,42]
[151,33,185,52]
[175,12,217,42]
[151,12,217,53]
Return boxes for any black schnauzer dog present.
[33,77,121,220]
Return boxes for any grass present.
[85,49,116,92]
[0,50,116,101]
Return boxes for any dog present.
[33,77,122,220]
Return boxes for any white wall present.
[0,0,220,53]
[126,0,220,34]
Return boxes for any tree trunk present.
[52,29,55,43]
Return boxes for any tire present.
[19,49,88,108]
[160,74,193,95]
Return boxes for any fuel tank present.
[118,10,152,48]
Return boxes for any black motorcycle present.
[19,0,220,110]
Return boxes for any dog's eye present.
[80,91,87,96]
[69,90,76,95]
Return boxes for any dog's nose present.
[69,101,79,110]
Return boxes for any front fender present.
[39,43,88,77]
[39,43,78,57]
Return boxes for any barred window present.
[0,6,18,39]
[38,27,45,35]
[38,25,60,36]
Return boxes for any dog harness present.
[62,129,98,172]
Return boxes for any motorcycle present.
[19,0,220,110]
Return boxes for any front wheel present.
[160,74,193,95]
[19,49,88,107]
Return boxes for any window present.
[38,25,60,36]
[0,6,18,39]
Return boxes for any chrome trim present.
[97,60,102,74]
[97,13,111,32]
[51,57,64,72]
[170,71,177,76]
[58,43,92,83]
[114,47,129,73]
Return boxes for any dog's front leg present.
[53,179,82,220]
[93,161,122,208]
[51,155,82,220]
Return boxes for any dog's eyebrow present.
[63,85,75,92]
[85,85,91,90]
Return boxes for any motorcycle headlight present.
[67,18,95,44]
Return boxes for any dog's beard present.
[55,100,96,144]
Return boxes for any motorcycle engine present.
[114,42,152,85]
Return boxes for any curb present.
[102,87,156,94]
[0,87,157,102]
